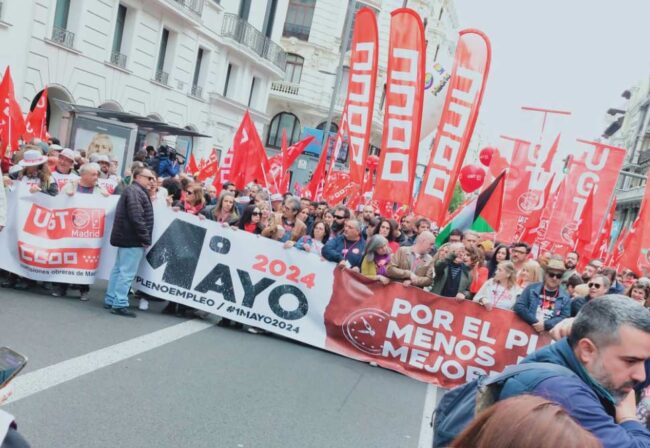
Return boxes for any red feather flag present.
[24,87,48,143]
[0,67,26,153]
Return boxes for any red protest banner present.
[324,269,551,387]
[374,9,425,206]
[544,140,625,256]
[414,30,491,224]
[345,7,378,186]
[24,87,48,142]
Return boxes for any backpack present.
[432,362,576,448]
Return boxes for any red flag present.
[617,179,650,275]
[229,111,272,189]
[283,135,313,173]
[270,134,314,191]
[345,7,379,186]
[305,138,328,200]
[520,173,555,245]
[608,226,629,268]
[323,171,360,206]
[414,29,491,224]
[544,140,625,256]
[186,153,199,175]
[592,197,616,262]
[0,67,26,152]
[574,187,595,257]
[24,87,48,142]
[497,134,560,244]
[196,149,220,181]
[374,9,426,206]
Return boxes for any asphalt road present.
[0,278,432,448]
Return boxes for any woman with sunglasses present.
[178,183,206,215]
[238,205,264,234]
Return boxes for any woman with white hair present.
[360,235,392,285]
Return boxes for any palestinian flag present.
[436,170,507,246]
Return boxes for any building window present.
[110,4,128,68]
[223,63,233,98]
[284,54,304,84]
[267,112,301,148]
[192,48,205,97]
[283,0,315,41]
[52,0,75,48]
[316,122,339,133]
[155,28,170,85]
[238,0,251,20]
[248,77,258,108]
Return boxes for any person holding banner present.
[431,243,472,299]
[201,192,240,226]
[104,166,155,318]
[10,149,59,196]
[262,197,306,242]
[386,232,436,288]
[292,220,329,256]
[514,259,571,332]
[473,261,520,311]
[360,235,392,285]
[322,219,365,269]
[50,148,79,191]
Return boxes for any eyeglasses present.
[334,215,346,220]
[546,272,563,279]
[252,211,262,216]
[138,174,156,181]
[588,282,603,289]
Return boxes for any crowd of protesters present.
[3,138,650,446]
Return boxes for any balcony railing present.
[271,81,299,96]
[221,13,287,71]
[169,0,204,18]
[191,84,203,98]
[51,26,75,49]
[110,51,127,68]
[154,70,169,85]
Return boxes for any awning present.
[52,99,211,138]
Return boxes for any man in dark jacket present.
[501,296,650,447]
[571,273,610,316]
[514,258,571,332]
[104,166,155,317]
[322,219,365,268]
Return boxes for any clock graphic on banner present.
[342,309,390,356]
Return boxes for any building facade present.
[602,79,650,231]
[0,0,289,170]
[266,0,459,188]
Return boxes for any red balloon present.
[459,164,486,193]
[366,155,379,169]
[479,147,495,167]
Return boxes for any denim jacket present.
[513,282,571,331]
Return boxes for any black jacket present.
[110,183,154,247]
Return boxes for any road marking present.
[418,383,443,448]
[5,320,213,405]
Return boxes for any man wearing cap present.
[514,258,572,332]
[51,148,79,191]
[104,166,155,317]
[92,154,122,194]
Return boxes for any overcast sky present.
[453,0,650,152]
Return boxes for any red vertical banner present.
[543,140,625,256]
[618,179,650,275]
[373,9,425,206]
[591,197,616,262]
[24,87,48,142]
[413,30,491,224]
[346,7,378,186]
[496,135,559,244]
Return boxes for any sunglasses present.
[138,174,156,181]
[252,211,262,216]
[546,272,563,279]
[334,215,346,220]
[588,282,603,289]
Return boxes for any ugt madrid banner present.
[374,8,425,206]
[0,186,118,283]
[345,7,378,187]
[414,29,491,224]
[543,140,625,256]
[0,191,551,387]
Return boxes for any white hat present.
[271,193,283,202]
[59,148,76,161]
[91,154,110,164]
[19,150,48,167]
[49,144,63,152]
